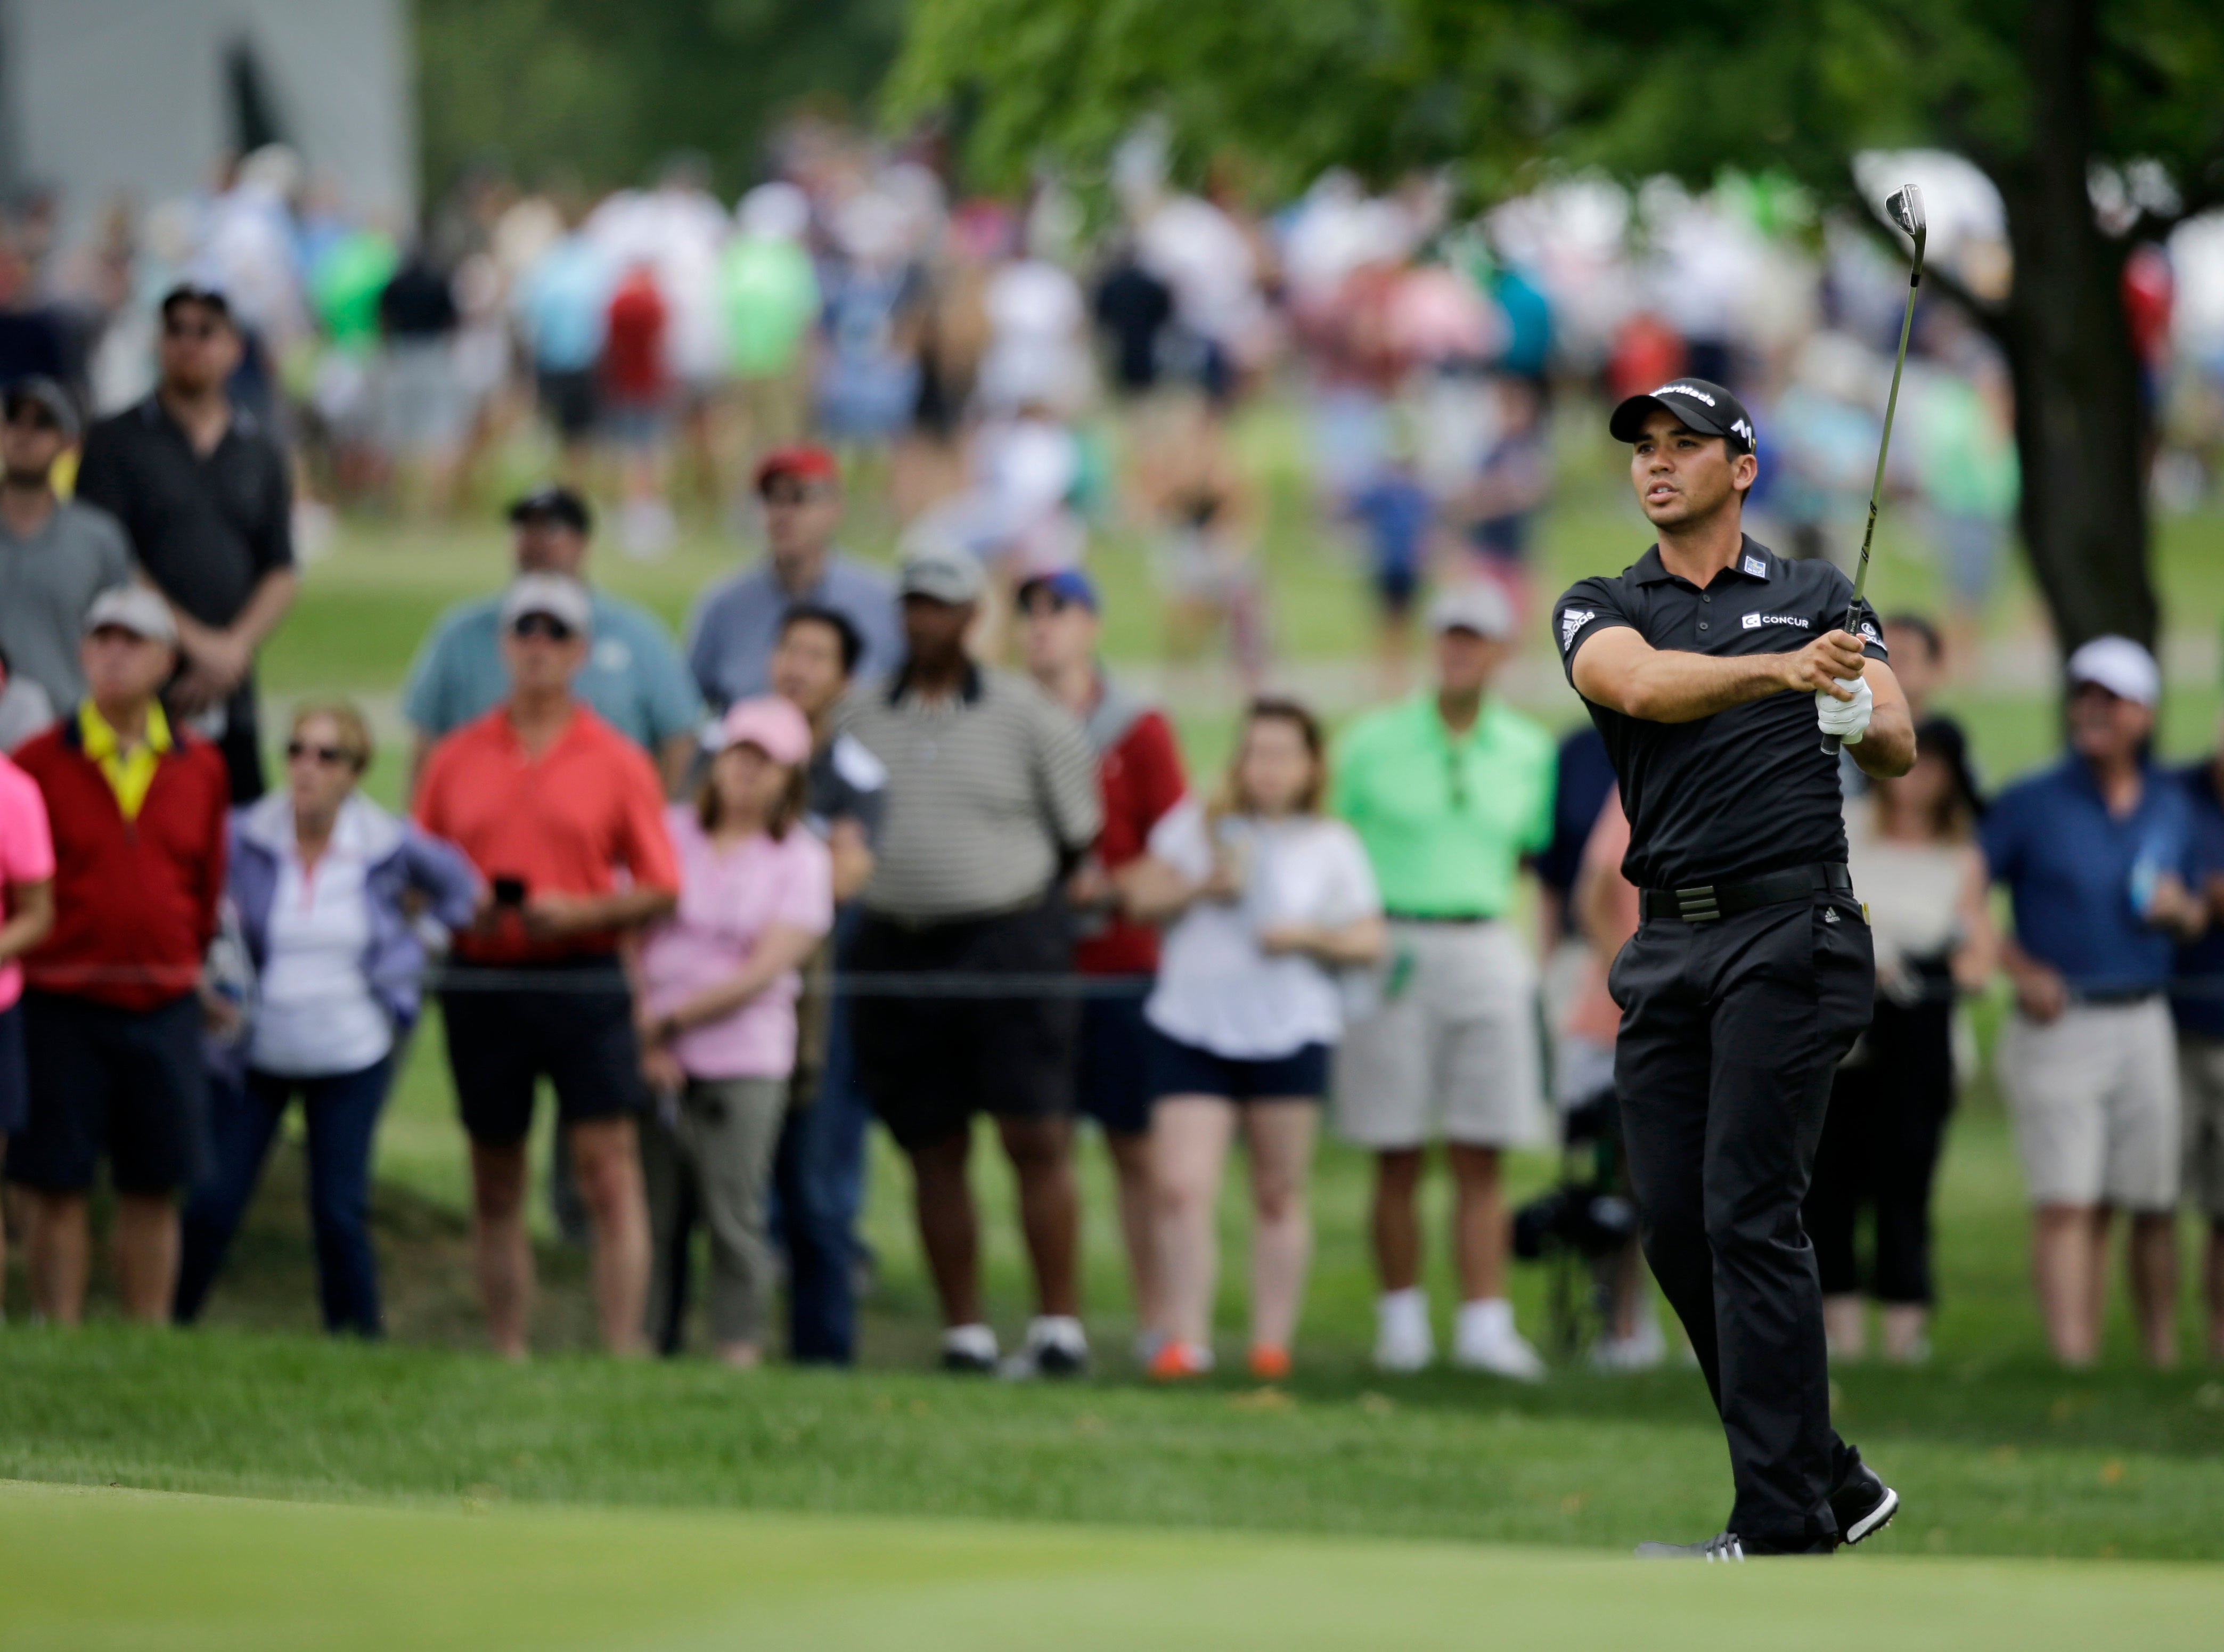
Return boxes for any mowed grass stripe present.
[4,1482,2222,1652]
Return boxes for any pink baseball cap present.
[707,696,812,766]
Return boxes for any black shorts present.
[1078,989,1155,1137]
[851,899,1077,1151]
[439,956,644,1147]
[6,991,206,1195]
[1373,562,1420,616]
[0,999,26,1136]
[536,368,600,440]
[1146,1025,1330,1103]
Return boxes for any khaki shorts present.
[2178,1028,2224,1220]
[1996,997,2179,1211]
[1334,920,1542,1150]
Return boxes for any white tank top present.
[1846,808,1969,964]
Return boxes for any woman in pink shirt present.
[635,697,832,1367]
[0,736,56,1315]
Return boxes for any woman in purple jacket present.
[176,703,479,1336]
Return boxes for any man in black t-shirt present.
[1553,380,1916,1560]
[75,286,297,802]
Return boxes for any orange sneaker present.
[1247,1344,1291,1381]
[1147,1340,1213,1380]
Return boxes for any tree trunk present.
[1988,0,2157,656]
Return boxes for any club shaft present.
[1824,247,1925,755]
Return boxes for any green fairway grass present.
[9,395,2224,1598]
[4,1481,2221,1652]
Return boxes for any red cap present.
[754,445,840,494]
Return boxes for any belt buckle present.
[1674,884,1721,923]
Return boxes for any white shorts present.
[2178,1028,2224,1220]
[1333,919,1542,1150]
[1996,997,2179,1211]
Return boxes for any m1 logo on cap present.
[1560,608,1594,653]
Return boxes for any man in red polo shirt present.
[415,573,679,1357]
[1020,568,1188,1359]
[10,585,230,1324]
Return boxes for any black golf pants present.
[1608,890,1873,1545]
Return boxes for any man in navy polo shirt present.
[1985,635,2203,1370]
[2170,714,2224,1367]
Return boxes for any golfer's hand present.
[1816,674,1874,745]
[520,891,594,941]
[1781,630,1869,697]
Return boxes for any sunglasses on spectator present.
[5,404,59,432]
[510,614,576,641]
[286,740,359,768]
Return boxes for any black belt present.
[1640,863,1852,925]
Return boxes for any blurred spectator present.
[603,261,676,559]
[0,378,132,733]
[768,605,886,1365]
[1092,242,1173,396]
[413,575,681,1358]
[75,285,297,804]
[1807,717,1996,1365]
[0,647,53,755]
[9,587,229,1324]
[175,704,479,1337]
[1344,444,1435,693]
[1460,377,1552,612]
[1910,336,2018,667]
[404,487,700,797]
[0,706,55,1315]
[840,534,1101,1376]
[978,252,1091,416]
[636,155,732,514]
[1127,699,1385,1380]
[1568,793,1664,1370]
[1132,394,1265,689]
[1331,585,1554,1379]
[2170,712,2224,1367]
[1020,568,1188,1359]
[514,200,614,482]
[721,184,821,460]
[686,447,901,710]
[814,191,925,445]
[1984,637,2200,1369]
[636,698,832,1366]
[375,240,464,519]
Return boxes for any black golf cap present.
[159,282,234,324]
[507,485,593,535]
[1609,377,1756,454]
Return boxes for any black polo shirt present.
[74,395,293,630]
[1555,535,1885,892]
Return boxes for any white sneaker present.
[1590,1315,1666,1373]
[1373,1289,1435,1372]
[1453,1300,1547,1381]
[939,1323,1000,1373]
[999,1315,1090,1379]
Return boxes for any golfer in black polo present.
[1556,381,1916,1559]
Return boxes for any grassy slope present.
[8,399,2224,1572]
[9,1483,2224,1652]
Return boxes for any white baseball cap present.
[2065,635,2159,708]
[1426,580,1517,641]
[498,573,593,636]
[83,584,178,646]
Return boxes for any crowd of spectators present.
[5,126,2224,1378]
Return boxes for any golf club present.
[1823,182,1927,754]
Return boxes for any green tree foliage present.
[894,0,2224,649]
[416,0,906,198]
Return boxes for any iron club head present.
[1886,183,1926,255]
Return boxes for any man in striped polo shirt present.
[842,533,1102,1376]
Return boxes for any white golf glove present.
[1816,676,1874,745]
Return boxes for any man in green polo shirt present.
[1332,582,1557,1379]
